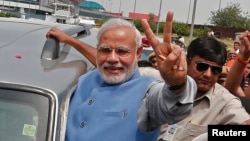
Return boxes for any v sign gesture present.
[141,11,187,91]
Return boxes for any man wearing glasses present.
[47,11,250,141]
[158,36,250,141]
[47,11,197,141]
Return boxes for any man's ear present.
[136,47,143,59]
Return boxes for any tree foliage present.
[148,13,157,33]
[209,3,250,29]
[172,21,190,36]
[0,12,16,17]
[134,13,158,33]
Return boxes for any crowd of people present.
[46,10,250,141]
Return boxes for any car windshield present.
[0,88,50,141]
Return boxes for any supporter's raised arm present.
[225,30,250,98]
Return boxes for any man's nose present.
[106,50,119,62]
[203,67,213,76]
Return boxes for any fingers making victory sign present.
[141,11,187,87]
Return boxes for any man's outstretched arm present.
[46,27,97,66]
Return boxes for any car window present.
[0,88,51,141]
[0,18,95,141]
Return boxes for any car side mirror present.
[41,26,90,68]
[41,36,59,61]
[41,36,60,68]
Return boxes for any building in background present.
[0,0,159,25]
[129,12,159,22]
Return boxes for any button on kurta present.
[80,121,85,127]
[88,99,93,105]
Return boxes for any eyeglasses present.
[195,62,222,75]
[97,46,131,57]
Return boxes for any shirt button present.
[80,121,85,128]
[88,99,93,105]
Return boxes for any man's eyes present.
[98,46,131,57]
[116,48,130,53]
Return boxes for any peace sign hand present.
[141,11,187,87]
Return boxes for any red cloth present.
[226,59,235,68]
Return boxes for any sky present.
[90,0,250,25]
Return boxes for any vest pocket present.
[103,110,127,119]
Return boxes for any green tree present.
[134,19,143,32]
[172,21,190,36]
[148,13,157,33]
[209,3,250,29]
[0,12,16,17]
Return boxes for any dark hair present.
[187,36,227,66]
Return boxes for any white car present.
[0,18,97,141]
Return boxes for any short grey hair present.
[97,18,142,48]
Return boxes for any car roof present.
[0,17,96,94]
